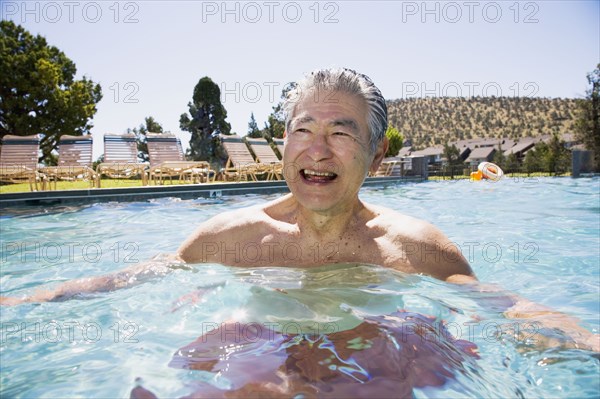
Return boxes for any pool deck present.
[0,176,425,207]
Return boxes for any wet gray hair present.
[283,68,388,154]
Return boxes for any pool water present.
[1,177,599,398]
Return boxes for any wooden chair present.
[146,133,214,184]
[273,138,285,159]
[95,134,148,187]
[371,157,410,177]
[0,134,44,191]
[41,135,96,189]
[245,138,283,180]
[219,135,269,182]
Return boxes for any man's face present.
[283,89,386,214]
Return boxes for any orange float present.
[470,170,483,180]
[470,162,503,182]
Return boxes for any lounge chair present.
[245,138,283,180]
[371,160,397,177]
[146,133,214,184]
[371,157,410,177]
[95,134,148,187]
[273,138,285,158]
[41,135,96,189]
[0,134,44,191]
[219,135,269,182]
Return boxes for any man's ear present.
[370,137,389,174]
[283,131,287,138]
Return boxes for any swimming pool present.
[1,177,598,398]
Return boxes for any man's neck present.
[295,200,365,240]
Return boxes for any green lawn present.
[0,178,213,194]
[1,173,571,194]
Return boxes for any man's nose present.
[306,133,333,161]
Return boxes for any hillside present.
[386,97,580,150]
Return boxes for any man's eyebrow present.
[291,116,315,126]
[290,116,359,133]
[330,119,359,132]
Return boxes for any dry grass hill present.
[387,97,579,150]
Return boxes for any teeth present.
[304,169,336,177]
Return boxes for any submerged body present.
[132,310,479,399]
[1,181,598,398]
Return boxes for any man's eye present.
[291,128,310,134]
[332,132,356,141]
[289,129,312,140]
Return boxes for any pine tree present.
[127,116,164,162]
[247,113,262,138]
[574,64,600,171]
[180,77,231,164]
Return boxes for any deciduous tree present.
[261,84,294,140]
[127,116,164,162]
[442,142,463,179]
[385,126,403,157]
[0,21,102,164]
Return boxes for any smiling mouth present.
[301,169,338,182]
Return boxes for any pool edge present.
[0,177,425,207]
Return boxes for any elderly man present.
[1,69,597,354]
[177,68,473,281]
[2,68,473,303]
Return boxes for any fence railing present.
[427,164,570,180]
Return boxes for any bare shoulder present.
[365,203,439,239]
[177,201,275,263]
[364,203,475,281]
[196,203,269,234]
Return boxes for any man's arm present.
[447,274,599,352]
[406,220,476,281]
[2,209,248,305]
[0,253,181,305]
[411,223,598,352]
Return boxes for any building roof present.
[410,135,570,159]
[502,139,516,150]
[561,132,577,143]
[466,147,495,162]
[537,134,552,143]
[410,146,444,157]
[471,138,503,148]
[571,143,588,151]
[451,137,515,150]
[504,139,536,156]
[398,146,412,157]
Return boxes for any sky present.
[3,0,599,159]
